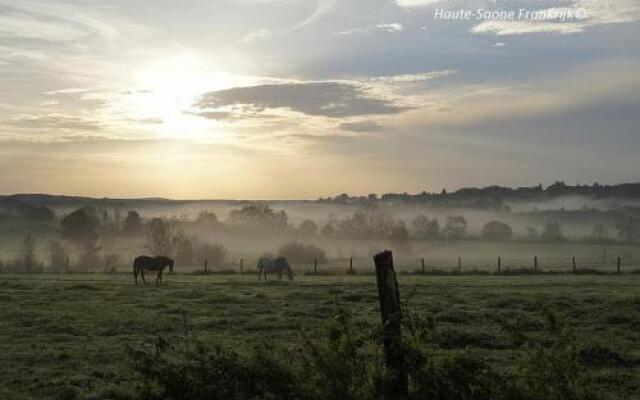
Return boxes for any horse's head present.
[286,266,294,281]
[278,258,294,281]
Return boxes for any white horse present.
[257,257,294,281]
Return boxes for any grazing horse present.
[133,255,174,285]
[257,257,293,281]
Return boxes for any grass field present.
[1,273,639,399]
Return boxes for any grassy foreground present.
[0,273,639,399]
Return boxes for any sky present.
[1,0,639,199]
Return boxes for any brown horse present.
[133,255,174,285]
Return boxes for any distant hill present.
[3,181,640,211]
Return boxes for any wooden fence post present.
[457,256,462,272]
[497,257,501,273]
[534,256,538,273]
[240,258,244,274]
[204,259,208,273]
[314,257,318,275]
[373,250,408,399]
[617,257,621,274]
[349,257,354,274]
[421,257,425,274]
[572,257,577,273]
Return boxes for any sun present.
[128,51,238,139]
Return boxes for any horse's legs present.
[141,269,146,284]
[258,267,261,281]
[156,271,162,285]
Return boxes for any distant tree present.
[278,241,327,264]
[388,221,412,253]
[21,233,37,273]
[61,207,99,244]
[298,219,319,236]
[196,211,219,227]
[592,222,608,241]
[49,241,69,273]
[370,212,395,238]
[147,217,175,256]
[616,215,640,242]
[195,243,227,268]
[173,229,196,266]
[228,205,287,230]
[442,216,468,240]
[112,207,124,233]
[410,215,440,239]
[481,220,513,241]
[525,226,539,241]
[540,222,566,243]
[103,253,122,274]
[337,211,369,238]
[123,210,143,234]
[321,220,335,237]
[76,242,102,272]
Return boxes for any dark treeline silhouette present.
[319,181,640,208]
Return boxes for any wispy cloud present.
[339,22,404,35]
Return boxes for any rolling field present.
[1,273,639,399]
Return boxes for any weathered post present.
[421,257,425,274]
[373,250,408,399]
[534,256,538,273]
[572,257,577,273]
[204,259,208,273]
[617,257,621,274]
[349,257,354,274]
[240,258,244,274]
[314,257,318,275]
[457,256,462,272]
[497,257,501,273]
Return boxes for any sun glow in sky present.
[1,0,640,199]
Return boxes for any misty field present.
[1,273,639,399]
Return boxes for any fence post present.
[497,257,501,274]
[457,256,462,272]
[373,250,408,399]
[572,257,577,273]
[240,258,244,274]
[534,256,538,273]
[617,257,621,274]
[314,257,318,275]
[421,257,425,274]
[349,257,354,274]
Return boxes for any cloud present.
[395,0,446,8]
[3,113,102,132]
[243,29,271,43]
[194,81,410,119]
[339,121,385,132]
[289,0,338,32]
[376,23,404,33]
[339,22,404,35]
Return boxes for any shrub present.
[481,220,513,241]
[278,241,328,264]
